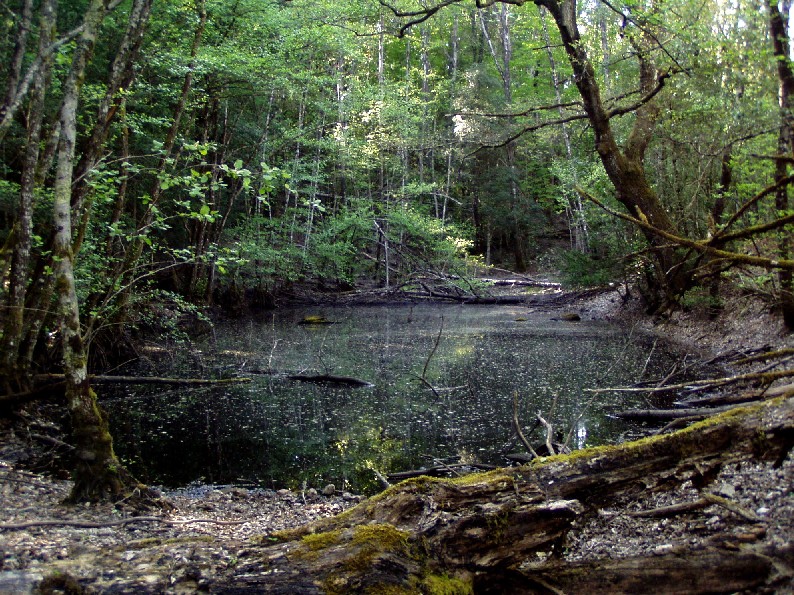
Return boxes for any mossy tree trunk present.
[0,0,56,392]
[207,398,793,594]
[51,0,134,502]
[767,0,794,329]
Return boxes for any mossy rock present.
[299,315,334,325]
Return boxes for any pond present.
[104,304,690,494]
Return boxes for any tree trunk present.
[540,6,588,253]
[767,0,794,329]
[536,0,690,306]
[51,0,134,502]
[0,0,56,392]
[204,397,793,593]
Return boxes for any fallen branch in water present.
[537,412,556,456]
[33,374,252,386]
[675,383,794,408]
[586,368,794,395]
[513,391,539,458]
[0,516,247,531]
[614,406,733,422]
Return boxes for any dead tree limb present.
[33,374,252,386]
[0,516,247,531]
[586,368,794,395]
[514,391,540,458]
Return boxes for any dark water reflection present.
[105,304,687,494]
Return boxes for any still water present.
[105,304,684,494]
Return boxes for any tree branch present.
[577,187,794,271]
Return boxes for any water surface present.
[105,304,683,494]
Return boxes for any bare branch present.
[466,111,591,155]
[599,0,690,76]
[379,0,464,37]
[711,174,794,243]
[454,99,582,118]
[607,69,673,119]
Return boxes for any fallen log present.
[202,396,793,593]
[527,547,784,595]
[613,405,733,422]
[676,383,794,408]
[32,374,252,386]
[386,462,497,481]
[286,374,374,388]
[480,278,561,289]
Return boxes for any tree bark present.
[0,0,56,392]
[51,0,134,502]
[766,0,794,329]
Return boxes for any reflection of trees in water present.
[106,306,682,493]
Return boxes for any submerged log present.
[286,374,374,388]
[2,375,252,405]
[205,397,793,593]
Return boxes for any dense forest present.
[0,0,792,502]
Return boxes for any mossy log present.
[207,397,793,594]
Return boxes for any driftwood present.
[195,397,793,594]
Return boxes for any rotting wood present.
[525,547,781,595]
[386,462,497,481]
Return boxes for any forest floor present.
[0,282,792,593]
